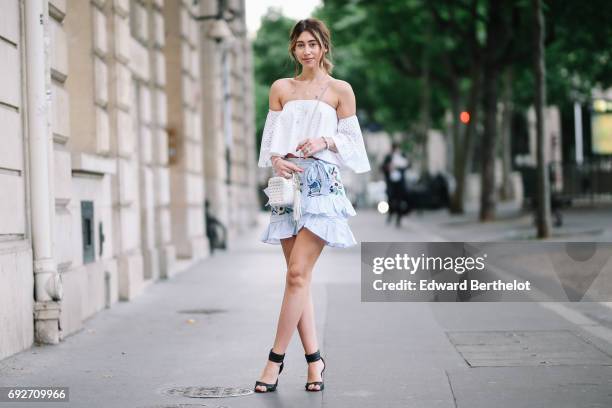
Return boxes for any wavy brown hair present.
[288,18,334,77]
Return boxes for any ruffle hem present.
[261,191,357,248]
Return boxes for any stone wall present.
[0,0,257,361]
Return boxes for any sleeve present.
[331,115,371,173]
[258,110,282,168]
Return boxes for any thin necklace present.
[293,73,329,99]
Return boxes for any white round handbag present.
[265,173,302,221]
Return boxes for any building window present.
[130,0,148,43]
[81,201,95,264]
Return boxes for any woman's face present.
[293,30,325,69]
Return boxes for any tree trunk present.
[480,64,499,221]
[500,68,514,200]
[449,82,462,213]
[479,0,504,222]
[451,67,480,214]
[419,24,432,177]
[533,0,552,238]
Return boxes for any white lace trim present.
[331,115,371,173]
[258,109,371,174]
[258,110,282,167]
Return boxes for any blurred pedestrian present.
[256,18,371,393]
[381,142,410,226]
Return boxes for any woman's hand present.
[296,137,327,158]
[272,156,303,178]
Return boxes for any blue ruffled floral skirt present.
[261,157,357,248]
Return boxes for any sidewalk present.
[1,209,612,407]
[403,201,612,242]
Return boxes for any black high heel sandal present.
[254,349,285,393]
[305,350,326,392]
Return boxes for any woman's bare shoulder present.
[330,78,354,96]
[329,79,356,117]
[270,78,295,93]
[269,78,294,110]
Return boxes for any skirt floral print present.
[261,158,357,248]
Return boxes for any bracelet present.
[322,137,330,150]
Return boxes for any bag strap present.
[299,81,332,157]
[308,81,331,128]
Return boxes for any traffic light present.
[460,111,470,124]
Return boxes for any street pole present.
[573,102,584,165]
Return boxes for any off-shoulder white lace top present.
[257,99,371,173]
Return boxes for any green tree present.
[252,8,296,154]
[322,0,489,212]
[546,0,612,105]
[319,0,450,156]
[251,1,612,225]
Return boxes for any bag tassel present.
[292,173,302,222]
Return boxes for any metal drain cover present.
[447,330,612,367]
[164,386,252,398]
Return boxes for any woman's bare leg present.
[280,235,323,388]
[273,228,324,351]
[281,236,323,389]
[255,228,325,392]
[297,289,324,390]
[297,292,318,354]
[279,236,319,354]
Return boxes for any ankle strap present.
[305,350,321,363]
[268,349,285,363]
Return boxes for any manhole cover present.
[177,309,228,315]
[447,330,612,367]
[164,386,252,398]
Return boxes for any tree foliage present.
[251,0,612,218]
[252,8,296,150]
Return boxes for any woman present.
[256,18,370,393]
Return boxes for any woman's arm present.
[320,80,356,154]
[323,136,338,153]
[269,79,285,112]
[264,79,304,176]
[258,80,286,168]
[329,81,371,173]
[335,80,357,119]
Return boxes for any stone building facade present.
[0,0,257,361]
